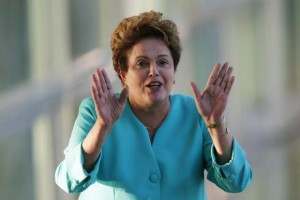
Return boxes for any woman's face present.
[120,38,175,108]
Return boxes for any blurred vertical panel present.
[296,0,300,89]
[0,0,29,94]
[286,0,300,91]
[0,127,33,199]
[32,114,55,200]
[0,0,33,199]
[285,1,300,200]
[27,0,75,199]
[69,0,101,58]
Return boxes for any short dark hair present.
[110,11,182,80]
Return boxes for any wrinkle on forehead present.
[127,38,172,64]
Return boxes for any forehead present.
[127,38,171,59]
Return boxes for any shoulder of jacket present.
[80,97,94,107]
[171,94,195,106]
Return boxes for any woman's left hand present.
[190,62,235,125]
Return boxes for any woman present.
[55,11,252,199]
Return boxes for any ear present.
[118,68,126,85]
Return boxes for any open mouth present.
[146,81,163,88]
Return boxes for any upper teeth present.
[149,83,160,86]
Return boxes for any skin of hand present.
[82,68,128,172]
[190,62,235,164]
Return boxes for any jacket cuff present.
[211,138,246,180]
[65,141,101,187]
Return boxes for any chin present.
[147,93,168,104]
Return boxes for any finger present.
[92,72,103,95]
[102,68,113,90]
[220,66,233,90]
[207,63,221,86]
[97,68,107,93]
[224,76,235,95]
[190,81,202,102]
[91,85,103,118]
[215,62,229,86]
[91,84,99,103]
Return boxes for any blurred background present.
[0,0,300,199]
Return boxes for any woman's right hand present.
[82,68,128,172]
[91,68,128,127]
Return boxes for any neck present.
[130,99,171,129]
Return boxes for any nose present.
[149,64,159,77]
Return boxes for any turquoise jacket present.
[55,94,252,200]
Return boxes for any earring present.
[173,80,176,84]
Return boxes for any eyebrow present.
[134,54,170,60]
[157,54,170,58]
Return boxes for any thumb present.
[118,87,129,105]
[190,81,202,102]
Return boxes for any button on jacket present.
[55,94,252,200]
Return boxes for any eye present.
[159,60,169,67]
[136,60,149,68]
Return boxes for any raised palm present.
[91,68,128,126]
[190,62,235,124]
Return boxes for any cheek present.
[126,72,146,86]
[165,71,175,84]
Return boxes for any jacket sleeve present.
[55,98,101,193]
[202,119,253,193]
